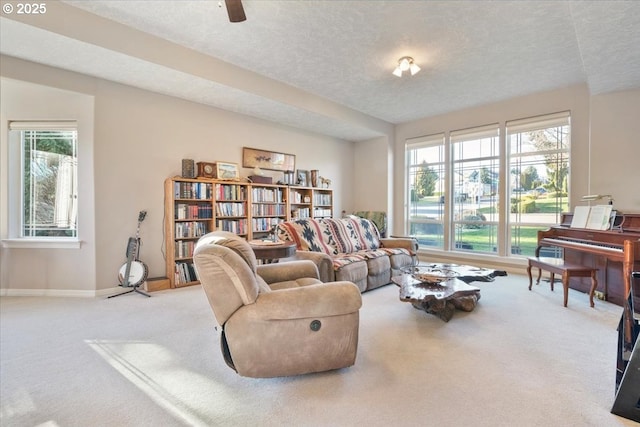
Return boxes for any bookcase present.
[250,184,287,239]
[289,187,313,219]
[164,177,333,288]
[165,178,214,287]
[312,188,333,219]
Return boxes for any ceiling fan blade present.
[225,0,247,23]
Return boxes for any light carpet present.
[1,274,637,427]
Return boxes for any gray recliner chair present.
[193,231,362,378]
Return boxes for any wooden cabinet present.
[165,177,334,288]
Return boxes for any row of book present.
[313,208,332,218]
[313,193,332,206]
[175,203,213,219]
[251,203,286,216]
[291,208,311,219]
[216,184,247,201]
[175,261,198,285]
[175,240,196,258]
[217,219,248,234]
[252,187,284,203]
[175,221,209,238]
[252,217,284,232]
[289,190,311,204]
[174,182,212,200]
[216,202,246,217]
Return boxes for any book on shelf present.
[570,204,614,230]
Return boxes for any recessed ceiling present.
[1,1,639,141]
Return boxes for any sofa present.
[276,216,418,292]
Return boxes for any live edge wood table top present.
[248,240,296,263]
[392,263,506,322]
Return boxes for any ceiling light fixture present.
[393,56,420,77]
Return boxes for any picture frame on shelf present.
[243,147,296,172]
[296,169,309,187]
[216,161,240,180]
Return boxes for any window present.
[451,125,500,254]
[405,112,570,259]
[8,121,78,239]
[507,112,570,257]
[406,134,445,249]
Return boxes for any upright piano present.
[537,212,640,421]
[536,212,640,307]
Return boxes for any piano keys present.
[536,212,640,306]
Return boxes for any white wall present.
[0,78,96,295]
[1,56,355,294]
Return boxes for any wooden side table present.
[248,240,296,263]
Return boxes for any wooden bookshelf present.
[164,177,333,288]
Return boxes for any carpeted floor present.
[0,274,637,427]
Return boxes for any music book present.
[571,205,613,230]
[570,206,591,228]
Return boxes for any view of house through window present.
[451,125,500,254]
[9,122,78,238]
[406,134,446,249]
[406,112,570,258]
[507,112,570,257]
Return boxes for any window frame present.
[404,112,571,259]
[4,121,81,249]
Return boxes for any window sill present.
[1,239,82,249]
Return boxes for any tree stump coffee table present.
[392,263,506,322]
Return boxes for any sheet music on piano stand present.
[611,271,640,422]
[569,205,613,230]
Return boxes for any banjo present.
[117,210,149,288]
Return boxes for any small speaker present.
[182,159,196,178]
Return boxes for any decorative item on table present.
[242,147,295,172]
[296,169,309,187]
[412,266,459,285]
[181,159,196,178]
[310,170,319,187]
[197,161,240,180]
[249,166,272,184]
[282,170,295,185]
[319,176,332,188]
[196,161,216,178]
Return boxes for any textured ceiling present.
[1,1,639,141]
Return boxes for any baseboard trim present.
[0,286,125,298]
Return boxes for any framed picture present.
[296,169,309,187]
[243,147,296,172]
[216,161,240,180]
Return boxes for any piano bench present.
[527,257,598,308]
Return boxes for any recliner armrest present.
[257,260,319,284]
[249,281,362,320]
[285,251,335,283]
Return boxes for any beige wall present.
[0,78,96,295]
[1,56,356,295]
[2,54,638,294]
[588,88,640,210]
[353,136,393,222]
